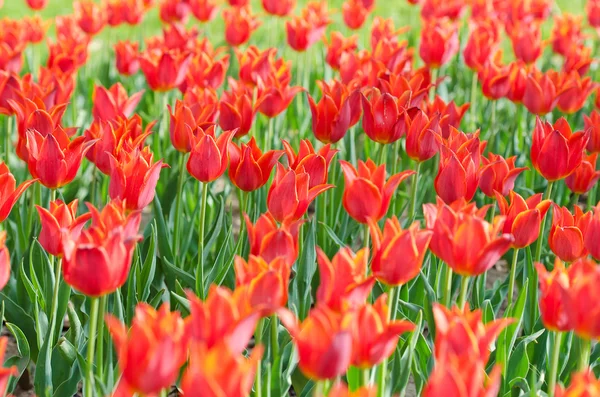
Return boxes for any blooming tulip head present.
[565,153,600,195]
[479,153,527,197]
[549,205,591,263]
[245,212,302,266]
[550,14,584,57]
[370,217,433,286]
[508,21,543,65]
[324,32,358,71]
[360,89,411,144]
[340,159,415,223]
[114,41,140,76]
[463,20,498,72]
[257,77,303,119]
[343,0,370,30]
[495,191,551,249]
[556,72,597,115]
[223,6,260,47]
[478,53,512,100]
[556,370,600,397]
[262,0,295,16]
[283,139,338,188]
[584,110,600,153]
[286,6,329,52]
[219,81,263,138]
[106,303,189,396]
[405,109,441,163]
[423,96,469,139]
[74,0,107,36]
[36,199,91,257]
[228,137,283,192]
[139,48,192,92]
[316,247,374,312]
[522,69,564,116]
[531,117,589,182]
[188,0,219,21]
[585,205,600,261]
[186,126,236,183]
[92,83,144,123]
[419,18,459,69]
[535,259,571,332]
[0,162,37,223]
[562,258,600,340]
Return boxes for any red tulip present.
[563,258,600,340]
[286,14,328,52]
[360,89,411,144]
[588,0,600,28]
[495,191,551,249]
[182,86,219,128]
[74,0,107,36]
[548,205,591,263]
[26,0,47,10]
[424,198,514,276]
[228,137,283,192]
[114,41,140,76]
[343,0,370,30]
[235,46,290,88]
[522,69,564,116]
[283,139,338,188]
[423,96,469,139]
[463,20,499,72]
[139,48,192,92]
[340,159,415,223]
[478,53,511,100]
[262,0,295,16]
[369,217,432,286]
[186,126,235,183]
[566,153,600,195]
[556,370,600,397]
[257,78,303,118]
[245,212,302,266]
[535,259,571,332]
[479,153,527,197]
[419,18,459,69]
[188,0,219,21]
[316,247,374,312]
[421,0,466,20]
[106,0,145,26]
[324,32,358,71]
[563,45,593,76]
[371,17,406,49]
[556,72,597,114]
[62,201,142,297]
[506,61,527,104]
[106,303,189,396]
[92,83,144,123]
[219,81,264,138]
[424,356,502,397]
[180,52,229,92]
[531,117,588,182]
[0,72,21,116]
[508,21,543,65]
[585,204,600,261]
[405,109,441,163]
[0,233,10,291]
[0,162,37,223]
[159,0,191,24]
[36,200,91,257]
[551,14,584,57]
[223,6,261,47]
[351,294,415,368]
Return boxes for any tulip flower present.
[92,83,144,123]
[235,46,290,88]
[26,0,47,10]
[169,95,218,152]
[283,139,338,187]
[139,49,192,91]
[563,45,593,76]
[585,205,600,261]
[181,343,262,397]
[340,159,415,223]
[257,78,303,118]
[424,198,514,276]
[308,80,361,144]
[182,86,219,127]
[180,52,229,92]
[316,247,374,312]
[189,0,219,21]
[404,109,441,163]
[566,153,600,195]
[114,41,140,76]
[360,89,412,144]
[106,303,189,396]
[522,69,565,116]
[548,205,591,263]
[262,0,295,16]
[183,126,235,184]
[0,232,10,291]
[563,258,600,340]
[424,357,502,397]
[25,128,96,190]
[325,32,358,71]
[370,17,405,49]
[478,54,512,100]
[421,0,465,19]
[423,96,469,139]
[109,147,167,212]
[159,0,191,23]
[495,191,551,249]
[369,217,433,286]
[463,20,499,72]
[556,370,600,397]
[0,72,20,116]
[479,153,527,197]
[74,1,107,35]
[279,305,353,380]
[245,213,302,266]
[508,21,543,65]
[223,6,260,47]
[187,286,259,353]
[531,117,589,182]
[234,255,290,316]
[506,61,527,104]
[343,0,370,30]
[351,294,415,368]
[588,0,600,28]
[326,384,377,397]
[0,162,37,223]
[286,15,327,52]
[35,200,92,257]
[106,0,145,26]
[551,14,584,57]
[219,82,263,138]
[0,337,17,392]
[556,73,597,114]
[228,137,283,192]
[535,259,571,332]
[62,201,142,297]
[419,18,459,69]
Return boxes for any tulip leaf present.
[138,223,157,302]
[5,322,31,393]
[295,220,317,320]
[153,196,174,265]
[393,310,423,393]
[161,257,195,289]
[202,195,226,262]
[0,292,38,361]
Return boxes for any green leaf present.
[162,257,195,289]
[153,196,174,265]
[5,322,31,394]
[138,223,157,302]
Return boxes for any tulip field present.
[1,0,600,396]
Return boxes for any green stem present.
[443,265,453,307]
[255,319,265,397]
[159,389,168,397]
[388,287,397,320]
[507,249,519,307]
[362,368,370,386]
[408,162,421,222]
[491,100,498,153]
[47,189,60,347]
[95,295,107,382]
[578,337,591,371]
[173,153,188,264]
[457,276,469,309]
[470,72,478,131]
[85,298,100,397]
[548,331,562,397]
[314,381,324,397]
[534,182,554,263]
[197,182,209,299]
[378,143,387,166]
[364,224,370,253]
[429,68,439,101]
[270,315,279,360]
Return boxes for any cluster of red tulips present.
[0,0,600,396]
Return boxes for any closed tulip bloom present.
[564,258,600,340]
[495,191,551,249]
[343,0,370,30]
[279,305,353,380]
[219,83,263,138]
[36,200,91,257]
[245,213,301,266]
[361,89,409,144]
[223,6,260,47]
[159,0,190,24]
[283,139,338,188]
[369,217,433,286]
[106,0,145,26]
[186,126,235,183]
[0,233,10,291]
[479,153,527,197]
[563,45,593,76]
[405,109,441,163]
[556,73,597,114]
[566,153,600,195]
[478,54,512,100]
[62,201,142,297]
[0,72,20,116]
[522,69,564,116]
[506,61,527,104]
[235,255,290,316]
[92,83,144,123]
[585,205,600,261]
[180,52,229,92]
[25,128,96,190]
[228,137,283,192]
[424,199,513,276]
[340,159,415,223]
[463,20,498,72]
[308,80,361,144]
[531,117,589,181]
[316,247,375,312]
[286,15,328,52]
[114,41,140,76]
[74,1,107,35]
[257,78,303,118]
[351,294,415,368]
[423,96,469,139]
[549,205,591,263]
[324,32,358,71]
[0,162,37,223]
[588,0,600,28]
[189,0,218,21]
[139,49,192,91]
[182,86,219,128]
[419,18,459,68]
[551,14,584,57]
[584,111,600,154]
[508,21,543,65]
[106,303,189,396]
[262,0,295,16]
[535,259,571,332]
[26,0,47,10]
[556,370,600,397]
[167,100,196,152]
[181,343,262,397]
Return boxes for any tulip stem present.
[470,72,478,131]
[362,368,370,385]
[364,225,370,252]
[507,249,519,307]
[429,68,438,101]
[548,331,562,397]
[376,358,388,397]
[408,162,421,222]
[270,315,279,360]
[443,265,453,307]
[47,189,60,349]
[388,286,397,320]
[85,298,100,397]
[314,381,324,396]
[534,182,554,263]
[197,182,209,299]
[95,295,107,382]
[579,337,591,370]
[173,153,188,264]
[255,319,265,397]
[457,276,469,309]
